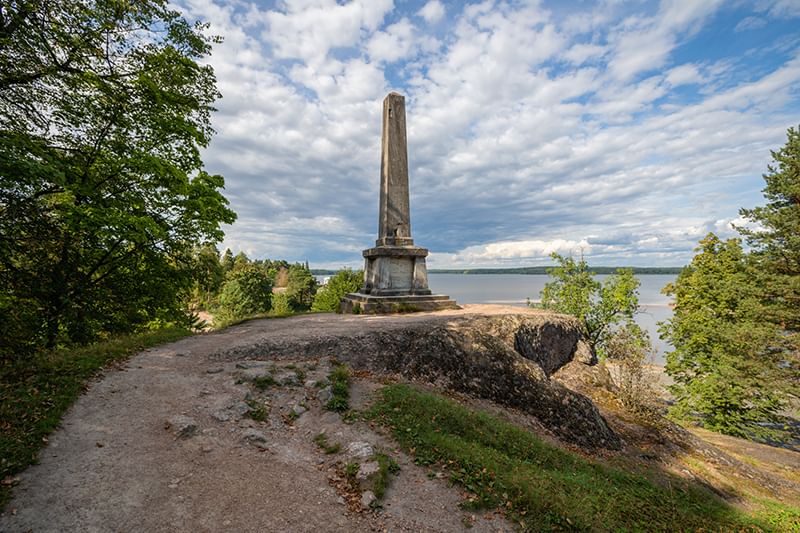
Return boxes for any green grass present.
[313,432,342,454]
[251,374,277,390]
[0,327,191,509]
[246,399,269,422]
[367,383,794,532]
[373,452,400,500]
[325,364,350,412]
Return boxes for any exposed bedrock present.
[213,313,620,450]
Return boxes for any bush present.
[312,268,363,312]
[605,323,658,417]
[216,264,272,322]
[269,292,292,316]
[285,265,317,311]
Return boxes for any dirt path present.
[1,307,522,533]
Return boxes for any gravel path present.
[1,306,523,532]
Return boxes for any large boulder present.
[213,312,620,450]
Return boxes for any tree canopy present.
[538,253,641,360]
[0,0,235,355]
[661,126,800,439]
[661,235,788,438]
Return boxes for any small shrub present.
[246,399,268,422]
[605,324,659,418]
[252,374,276,390]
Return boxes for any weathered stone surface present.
[377,92,411,247]
[213,312,621,450]
[316,386,333,403]
[346,441,374,460]
[240,367,271,380]
[360,490,377,509]
[356,460,381,481]
[242,428,267,443]
[513,322,584,376]
[166,415,198,439]
[275,371,299,386]
[573,340,596,365]
[340,293,458,314]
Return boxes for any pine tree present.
[738,125,800,334]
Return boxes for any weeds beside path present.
[0,327,191,508]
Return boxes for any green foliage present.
[216,264,273,322]
[0,1,235,354]
[284,264,317,311]
[605,323,658,416]
[252,374,276,390]
[269,292,292,316]
[313,433,342,454]
[188,244,224,310]
[0,326,191,509]
[373,452,401,500]
[367,384,783,532]
[246,399,268,422]
[311,268,363,312]
[538,253,641,359]
[661,234,790,439]
[738,125,800,336]
[325,364,351,412]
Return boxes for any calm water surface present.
[427,273,675,365]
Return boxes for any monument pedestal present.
[341,243,458,313]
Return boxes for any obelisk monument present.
[340,92,458,313]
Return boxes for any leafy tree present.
[312,269,363,312]
[660,234,789,438]
[221,248,235,273]
[285,264,317,311]
[216,264,272,322]
[0,1,235,351]
[538,253,641,359]
[189,244,224,309]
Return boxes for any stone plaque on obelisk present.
[341,93,458,313]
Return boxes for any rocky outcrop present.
[212,312,621,450]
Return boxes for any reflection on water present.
[427,273,676,366]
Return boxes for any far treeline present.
[313,267,682,275]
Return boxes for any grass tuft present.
[373,452,400,500]
[313,433,342,454]
[367,383,796,532]
[246,399,269,422]
[0,327,191,509]
[251,374,276,390]
[325,364,350,412]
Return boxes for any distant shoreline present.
[311,267,683,275]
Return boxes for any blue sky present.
[176,0,800,268]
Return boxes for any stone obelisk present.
[340,92,458,313]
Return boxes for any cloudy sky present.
[176,0,800,269]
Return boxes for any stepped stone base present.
[340,293,460,314]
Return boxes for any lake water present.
[426,273,675,365]
[317,272,675,365]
